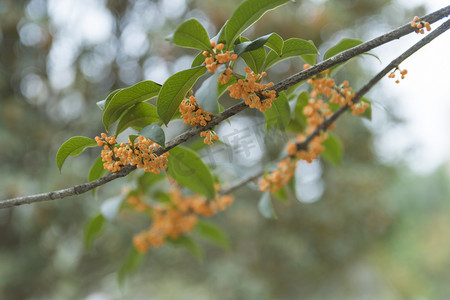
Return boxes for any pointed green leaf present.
[89,155,107,196]
[84,213,105,249]
[138,123,166,147]
[157,66,206,125]
[118,247,143,286]
[264,38,318,70]
[97,88,122,111]
[191,51,206,67]
[301,53,316,65]
[220,0,290,47]
[195,220,229,249]
[56,136,97,172]
[168,235,204,261]
[321,132,343,165]
[167,146,215,198]
[240,46,266,74]
[103,81,161,132]
[324,38,363,60]
[173,18,211,51]
[196,71,221,114]
[89,155,106,182]
[264,91,290,129]
[258,192,277,219]
[115,102,159,136]
[234,33,283,56]
[273,186,288,202]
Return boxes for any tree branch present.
[1,6,449,209]
[220,18,450,196]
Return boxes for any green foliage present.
[324,38,363,60]
[84,213,105,249]
[96,88,122,110]
[117,247,143,285]
[264,91,291,129]
[136,124,166,147]
[115,102,159,136]
[195,220,229,249]
[167,146,215,198]
[321,132,343,165]
[56,136,97,172]
[360,97,372,120]
[240,45,266,73]
[234,32,283,56]
[157,66,206,125]
[168,235,204,261]
[102,81,161,132]
[196,71,221,114]
[172,18,211,51]
[220,0,290,47]
[264,38,318,70]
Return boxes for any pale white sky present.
[366,0,450,173]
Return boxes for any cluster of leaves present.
[54,0,373,282]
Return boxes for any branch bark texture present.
[1,6,449,209]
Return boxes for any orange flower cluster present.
[286,134,328,163]
[388,68,408,84]
[218,68,233,84]
[302,99,333,130]
[95,134,169,173]
[132,186,234,253]
[411,16,431,34]
[259,157,296,193]
[304,65,367,116]
[179,95,212,126]
[203,41,238,72]
[200,130,219,145]
[228,67,277,112]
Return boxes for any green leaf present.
[173,18,211,51]
[118,247,143,286]
[157,66,206,125]
[84,213,105,249]
[56,136,97,172]
[168,235,204,261]
[138,123,166,147]
[301,53,316,65]
[264,38,318,70]
[234,33,283,56]
[264,91,290,129]
[273,186,288,202]
[103,81,161,132]
[258,192,277,219]
[196,71,220,114]
[195,220,229,248]
[321,132,343,165]
[220,0,290,47]
[115,102,159,136]
[89,155,106,182]
[138,172,165,193]
[287,91,308,132]
[167,146,215,198]
[323,38,363,60]
[191,51,206,67]
[240,46,266,74]
[97,88,122,111]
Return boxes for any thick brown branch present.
[1,6,449,209]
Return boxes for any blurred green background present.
[1,0,450,299]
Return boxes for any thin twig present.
[1,7,449,209]
[220,18,450,195]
